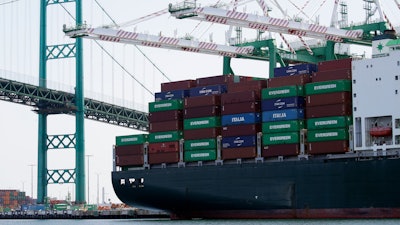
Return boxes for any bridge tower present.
[38,0,85,203]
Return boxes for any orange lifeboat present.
[369,127,392,137]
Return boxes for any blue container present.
[222,135,257,148]
[155,89,190,101]
[189,84,227,97]
[262,109,304,122]
[261,96,305,111]
[222,113,261,126]
[274,63,317,77]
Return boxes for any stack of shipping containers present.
[306,58,353,154]
[115,134,148,168]
[0,190,31,211]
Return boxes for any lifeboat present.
[369,126,392,137]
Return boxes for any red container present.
[115,144,144,156]
[184,95,221,108]
[262,144,300,157]
[312,69,351,82]
[227,80,267,93]
[221,146,257,160]
[184,127,222,140]
[268,74,311,88]
[306,92,352,107]
[196,75,236,86]
[221,90,260,104]
[307,140,349,155]
[222,101,260,115]
[148,141,180,154]
[149,110,182,123]
[184,105,221,119]
[116,155,144,166]
[161,79,196,92]
[317,58,352,72]
[222,124,261,137]
[306,103,352,118]
[149,152,179,164]
[149,120,183,132]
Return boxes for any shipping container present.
[306,103,352,118]
[261,85,304,99]
[184,127,222,140]
[274,63,317,77]
[311,68,352,82]
[150,120,183,132]
[307,140,349,155]
[184,105,221,119]
[115,144,144,156]
[227,80,267,93]
[262,120,305,133]
[261,96,305,111]
[184,149,217,162]
[307,128,349,142]
[306,91,351,107]
[189,84,227,97]
[115,134,148,146]
[221,146,257,160]
[184,138,217,151]
[222,135,257,148]
[149,130,183,143]
[307,116,352,130]
[155,89,190,101]
[184,116,221,130]
[196,75,236,86]
[221,90,260,104]
[262,109,304,122]
[222,101,261,115]
[262,132,300,145]
[148,141,180,154]
[268,74,311,88]
[149,110,182,123]
[305,79,351,95]
[184,95,221,108]
[221,113,261,126]
[262,143,300,157]
[161,79,196,92]
[148,99,183,112]
[148,152,179,164]
[116,155,144,167]
[317,58,352,72]
[222,124,261,137]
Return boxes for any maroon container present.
[268,74,311,88]
[161,79,196,92]
[306,92,352,107]
[149,110,182,123]
[115,144,144,156]
[312,68,352,82]
[306,103,352,118]
[221,146,256,160]
[222,124,261,137]
[262,144,300,157]
[221,90,260,104]
[148,141,180,154]
[307,140,349,155]
[149,152,179,164]
[227,80,267,93]
[222,101,260,115]
[184,105,221,119]
[184,95,221,108]
[184,127,222,140]
[116,155,144,166]
[196,75,236,86]
[149,120,183,132]
[317,58,352,72]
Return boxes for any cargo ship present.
[111,33,400,219]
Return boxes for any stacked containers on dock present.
[306,58,353,154]
[115,134,148,167]
[0,190,30,210]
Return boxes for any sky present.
[0,0,399,205]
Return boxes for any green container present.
[263,132,300,145]
[148,99,183,112]
[184,138,217,151]
[149,131,183,143]
[307,116,352,130]
[261,85,304,99]
[184,149,217,162]
[307,128,349,142]
[305,80,351,95]
[184,116,221,130]
[262,120,305,134]
[115,134,148,146]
